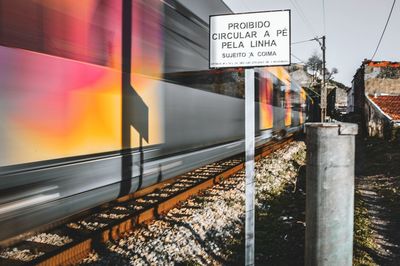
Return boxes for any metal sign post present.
[209,10,291,265]
[245,68,255,265]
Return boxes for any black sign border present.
[209,9,291,69]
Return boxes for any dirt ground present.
[354,137,400,265]
[227,137,400,265]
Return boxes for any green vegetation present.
[225,139,400,265]
[353,192,378,266]
[226,144,307,265]
[353,137,400,265]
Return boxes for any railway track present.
[0,137,293,266]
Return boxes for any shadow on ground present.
[355,137,400,265]
[226,166,306,266]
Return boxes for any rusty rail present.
[0,137,293,266]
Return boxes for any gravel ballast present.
[26,233,73,247]
[80,141,306,265]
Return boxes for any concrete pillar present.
[305,122,358,266]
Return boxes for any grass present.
[353,191,378,266]
[353,137,400,265]
[224,139,400,265]
[225,144,307,265]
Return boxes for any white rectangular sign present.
[209,10,291,68]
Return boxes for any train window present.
[163,69,245,98]
[280,84,287,108]
[256,71,274,104]
[161,2,244,98]
[0,0,116,67]
[272,77,284,107]
[255,72,260,102]
[291,89,301,112]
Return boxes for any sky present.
[223,0,400,87]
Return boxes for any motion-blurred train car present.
[0,0,306,242]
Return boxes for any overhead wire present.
[289,0,318,36]
[291,53,307,64]
[289,54,319,99]
[291,38,317,45]
[371,0,397,60]
[232,0,323,70]
[371,0,396,60]
[287,0,324,99]
[322,0,326,35]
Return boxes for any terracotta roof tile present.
[369,95,400,120]
[364,60,400,68]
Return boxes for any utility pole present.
[320,36,327,122]
[311,35,327,122]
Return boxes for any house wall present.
[364,97,400,140]
[365,79,400,94]
[347,85,354,113]
[365,98,390,138]
[364,65,400,94]
[335,87,347,112]
[350,62,400,138]
[352,67,365,113]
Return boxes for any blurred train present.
[0,0,307,242]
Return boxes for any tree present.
[305,52,338,83]
[305,53,323,79]
[303,53,340,121]
[327,67,338,80]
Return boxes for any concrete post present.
[305,122,358,266]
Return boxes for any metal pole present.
[305,122,358,266]
[321,36,327,122]
[245,68,255,266]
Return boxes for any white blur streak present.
[1,185,59,204]
[0,193,60,215]
[226,142,241,149]
[143,161,183,176]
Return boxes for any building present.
[327,80,348,118]
[334,85,348,113]
[349,60,400,139]
[365,95,400,139]
[290,63,348,121]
